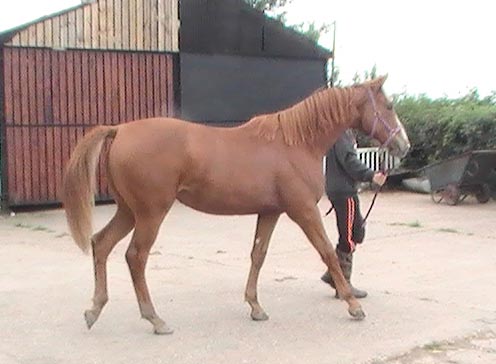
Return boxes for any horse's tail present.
[62,125,118,254]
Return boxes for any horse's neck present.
[310,126,346,158]
[244,86,361,156]
[302,87,361,157]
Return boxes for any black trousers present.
[330,195,365,254]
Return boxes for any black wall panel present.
[179,0,331,59]
[180,53,326,123]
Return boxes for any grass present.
[437,227,460,234]
[388,220,423,228]
[15,222,55,234]
[32,225,55,233]
[14,222,31,229]
[388,222,472,236]
[388,222,472,235]
[422,341,445,352]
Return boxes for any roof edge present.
[0,3,88,45]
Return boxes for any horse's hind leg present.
[125,208,171,335]
[245,213,280,321]
[85,203,135,329]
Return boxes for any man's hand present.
[372,172,387,186]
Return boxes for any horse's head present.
[356,75,410,158]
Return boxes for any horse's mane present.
[242,86,357,145]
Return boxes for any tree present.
[244,0,293,12]
[244,0,292,22]
[352,65,378,84]
[244,0,329,43]
[290,21,330,43]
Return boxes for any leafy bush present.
[393,91,496,169]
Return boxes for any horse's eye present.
[386,103,394,111]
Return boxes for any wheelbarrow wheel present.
[431,190,443,203]
[475,184,491,203]
[444,184,461,206]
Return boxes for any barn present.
[0,0,331,208]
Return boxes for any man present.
[321,129,387,298]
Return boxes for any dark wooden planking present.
[27,49,40,201]
[167,54,174,116]
[103,51,113,124]
[44,50,56,201]
[12,50,22,199]
[145,54,154,118]
[80,50,90,125]
[117,53,127,123]
[88,51,98,125]
[159,54,167,117]
[110,52,119,125]
[131,53,140,119]
[3,48,13,124]
[138,53,147,118]
[2,48,176,206]
[35,52,44,200]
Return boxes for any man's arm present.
[334,138,385,185]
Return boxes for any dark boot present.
[320,249,368,299]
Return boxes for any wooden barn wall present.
[1,46,175,206]
[6,0,179,51]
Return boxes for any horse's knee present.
[250,247,264,262]
[125,245,139,265]
[91,237,112,263]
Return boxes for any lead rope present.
[360,148,387,227]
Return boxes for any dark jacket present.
[325,131,375,199]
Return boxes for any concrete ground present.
[0,191,495,364]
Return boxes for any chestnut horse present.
[63,75,410,335]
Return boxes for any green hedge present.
[392,93,496,169]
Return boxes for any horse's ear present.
[378,74,388,84]
[372,74,388,92]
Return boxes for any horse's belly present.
[176,182,281,215]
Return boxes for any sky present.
[283,0,496,98]
[0,0,494,98]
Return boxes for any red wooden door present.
[1,47,176,206]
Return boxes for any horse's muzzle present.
[389,134,411,159]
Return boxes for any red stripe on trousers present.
[347,197,356,252]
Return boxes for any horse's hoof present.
[154,324,174,335]
[84,310,98,329]
[251,311,269,321]
[348,307,366,320]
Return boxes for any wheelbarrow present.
[424,150,496,205]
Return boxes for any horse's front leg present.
[287,204,365,320]
[244,213,280,321]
